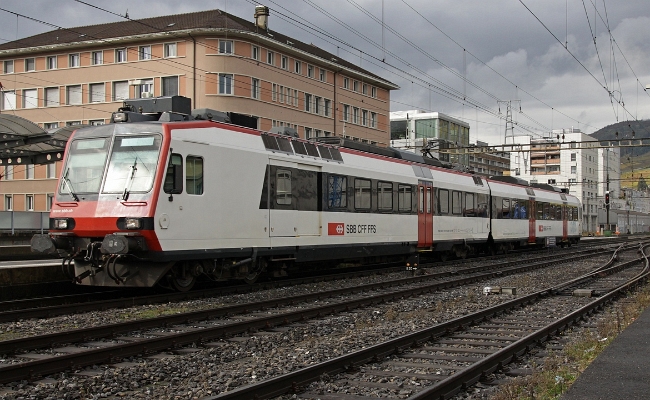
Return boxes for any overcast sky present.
[1,0,649,144]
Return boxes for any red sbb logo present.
[328,223,345,235]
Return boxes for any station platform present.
[561,305,650,399]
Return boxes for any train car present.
[31,97,581,290]
[488,176,581,250]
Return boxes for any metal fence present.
[0,211,49,234]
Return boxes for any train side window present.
[512,200,519,218]
[377,181,393,211]
[464,193,475,217]
[438,189,449,215]
[163,153,183,194]
[327,174,347,208]
[518,200,527,219]
[536,201,544,220]
[186,156,203,195]
[276,169,292,205]
[398,184,412,213]
[544,203,551,220]
[477,193,489,218]
[556,204,563,220]
[354,179,371,210]
[451,191,462,215]
[418,186,424,213]
[501,198,511,219]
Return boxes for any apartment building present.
[0,6,398,212]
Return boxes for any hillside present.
[590,119,650,190]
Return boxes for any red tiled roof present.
[0,9,395,87]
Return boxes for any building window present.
[115,48,127,63]
[278,85,284,103]
[307,64,314,78]
[1,91,15,110]
[23,89,38,109]
[353,81,359,92]
[186,156,203,195]
[113,81,128,101]
[272,84,277,101]
[164,43,177,58]
[294,60,301,74]
[4,195,12,211]
[26,164,35,179]
[139,45,152,60]
[305,93,312,112]
[66,85,82,105]
[219,40,233,55]
[370,112,377,128]
[91,51,103,65]
[66,121,81,126]
[571,166,577,174]
[252,46,260,60]
[343,104,350,122]
[138,79,154,98]
[45,87,59,107]
[343,77,349,89]
[266,50,274,65]
[353,107,359,124]
[371,86,377,98]
[4,165,13,180]
[89,83,105,103]
[24,58,35,72]
[44,122,58,130]
[47,194,54,211]
[162,76,178,96]
[46,163,56,179]
[219,73,233,95]
[324,99,331,117]
[26,195,34,211]
[305,127,313,139]
[46,56,57,70]
[314,96,321,115]
[251,78,260,99]
[571,153,576,161]
[362,110,368,126]
[362,84,368,95]
[3,60,13,74]
[69,53,80,68]
[293,89,298,106]
[89,119,105,126]
[281,55,288,69]
[319,68,326,82]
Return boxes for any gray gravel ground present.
[0,254,609,399]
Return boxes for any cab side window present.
[163,153,183,194]
[186,156,203,195]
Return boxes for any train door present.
[417,181,433,248]
[268,158,321,237]
[528,198,536,243]
[562,203,568,240]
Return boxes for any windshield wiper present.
[122,159,138,200]
[62,168,80,202]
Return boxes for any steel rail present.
[202,245,648,400]
[0,246,612,384]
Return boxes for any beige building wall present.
[0,29,396,212]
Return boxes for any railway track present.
[202,245,649,400]
[0,245,623,386]
[0,241,624,322]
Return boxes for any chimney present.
[254,5,269,31]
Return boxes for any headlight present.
[125,218,142,229]
[53,219,68,229]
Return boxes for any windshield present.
[59,138,110,195]
[102,135,162,194]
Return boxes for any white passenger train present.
[31,97,581,290]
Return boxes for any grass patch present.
[490,283,650,399]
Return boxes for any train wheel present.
[171,275,196,292]
[243,258,267,284]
